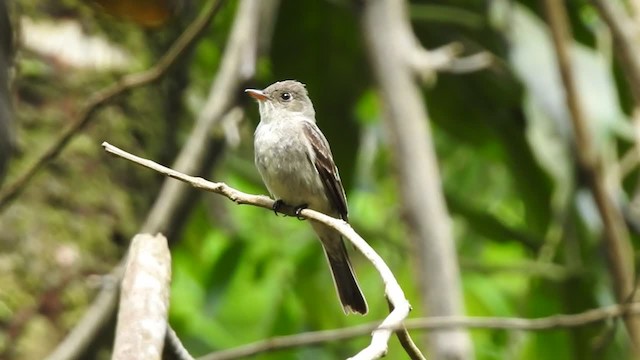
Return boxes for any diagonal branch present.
[101,141,413,360]
[543,0,640,350]
[0,0,227,212]
[591,1,640,231]
[590,0,640,103]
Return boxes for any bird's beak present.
[245,89,268,101]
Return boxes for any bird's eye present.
[280,92,292,101]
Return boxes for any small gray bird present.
[246,80,368,315]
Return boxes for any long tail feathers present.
[323,241,368,315]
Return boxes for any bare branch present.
[591,0,640,103]
[439,51,494,74]
[101,141,413,360]
[543,0,640,350]
[408,42,463,83]
[199,302,640,360]
[165,327,195,360]
[387,298,425,360]
[408,42,493,83]
[113,234,171,360]
[103,142,272,209]
[592,1,640,235]
[0,0,227,212]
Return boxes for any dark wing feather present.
[302,121,348,221]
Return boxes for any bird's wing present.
[302,120,349,221]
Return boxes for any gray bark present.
[360,0,473,359]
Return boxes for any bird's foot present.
[272,199,285,216]
[272,200,308,219]
[294,204,308,220]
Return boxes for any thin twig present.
[165,327,195,360]
[592,0,640,252]
[198,302,640,360]
[409,42,493,82]
[386,298,425,360]
[101,141,413,360]
[590,0,640,103]
[0,0,227,212]
[543,0,640,350]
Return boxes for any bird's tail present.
[313,224,368,315]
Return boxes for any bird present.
[246,80,368,315]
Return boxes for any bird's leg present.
[272,199,285,216]
[294,204,308,221]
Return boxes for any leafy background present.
[1,0,638,359]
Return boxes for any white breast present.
[254,120,329,210]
